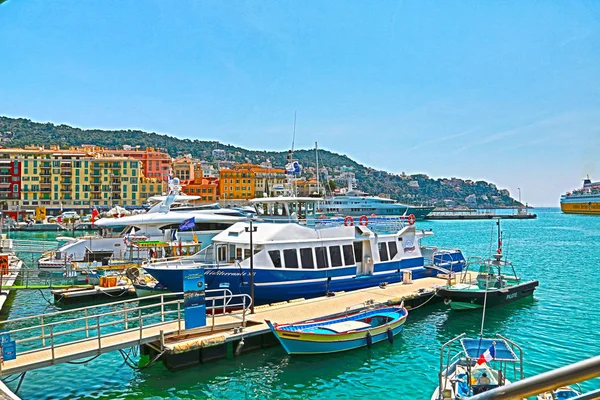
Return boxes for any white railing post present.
[49,325,55,362]
[160,294,164,322]
[96,316,101,352]
[124,302,128,330]
[84,309,89,338]
[40,315,46,347]
[138,309,143,341]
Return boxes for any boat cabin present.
[249,197,322,223]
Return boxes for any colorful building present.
[98,147,171,181]
[0,158,21,220]
[252,165,287,197]
[219,164,256,200]
[172,157,196,182]
[140,177,167,204]
[183,165,219,203]
[0,147,145,216]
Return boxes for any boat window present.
[388,241,398,259]
[315,246,329,269]
[269,250,282,268]
[300,248,314,269]
[353,242,363,262]
[236,248,243,260]
[283,249,299,268]
[379,242,389,262]
[343,244,355,265]
[244,249,251,259]
[329,246,343,267]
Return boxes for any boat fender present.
[407,214,416,226]
[387,328,394,344]
[444,297,451,305]
[344,216,354,226]
[235,337,245,356]
[359,215,369,226]
[366,332,373,348]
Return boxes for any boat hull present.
[560,201,600,215]
[437,280,539,311]
[144,253,466,305]
[268,306,407,354]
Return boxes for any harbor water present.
[4,208,600,399]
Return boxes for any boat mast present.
[315,141,320,196]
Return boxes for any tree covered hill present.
[0,116,520,207]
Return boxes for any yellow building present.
[252,165,287,197]
[1,147,144,215]
[219,164,256,200]
[171,157,196,182]
[140,177,168,204]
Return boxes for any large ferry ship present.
[560,177,600,215]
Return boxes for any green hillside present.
[0,116,520,207]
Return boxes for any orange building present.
[183,165,219,203]
[219,164,256,200]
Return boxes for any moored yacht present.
[142,221,466,304]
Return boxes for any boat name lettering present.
[204,270,256,277]
[506,293,518,300]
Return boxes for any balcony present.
[61,188,72,193]
[61,171,72,176]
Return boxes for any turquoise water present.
[4,208,600,399]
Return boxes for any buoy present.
[387,328,394,344]
[235,337,245,356]
[366,332,373,348]
[344,216,354,226]
[359,215,369,226]
[407,214,416,225]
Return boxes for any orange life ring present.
[359,215,369,226]
[319,214,327,220]
[344,216,354,226]
[407,214,416,225]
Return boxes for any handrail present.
[437,333,466,400]
[469,354,600,400]
[0,288,253,374]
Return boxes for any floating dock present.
[51,284,136,304]
[0,276,448,376]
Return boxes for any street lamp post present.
[244,220,257,314]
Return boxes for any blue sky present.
[1,1,599,206]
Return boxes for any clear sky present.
[1,1,599,206]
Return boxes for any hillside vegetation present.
[0,116,520,207]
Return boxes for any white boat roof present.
[212,222,358,245]
[95,212,245,228]
[249,197,322,204]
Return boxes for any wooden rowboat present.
[266,305,408,355]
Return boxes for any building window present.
[12,184,18,192]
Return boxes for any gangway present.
[0,290,252,376]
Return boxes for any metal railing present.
[0,289,252,374]
[469,354,600,400]
[11,239,60,253]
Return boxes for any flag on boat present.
[179,217,195,231]
[91,207,99,227]
[476,345,496,365]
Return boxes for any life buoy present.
[344,216,354,226]
[407,214,416,225]
[359,215,369,226]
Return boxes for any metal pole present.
[96,316,101,351]
[469,354,600,400]
[245,220,256,314]
[49,325,55,362]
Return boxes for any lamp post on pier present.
[245,220,257,314]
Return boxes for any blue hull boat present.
[266,305,408,355]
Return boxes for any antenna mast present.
[315,141,320,196]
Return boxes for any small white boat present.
[537,386,581,400]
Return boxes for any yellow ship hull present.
[561,202,600,214]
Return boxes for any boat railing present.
[438,333,467,400]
